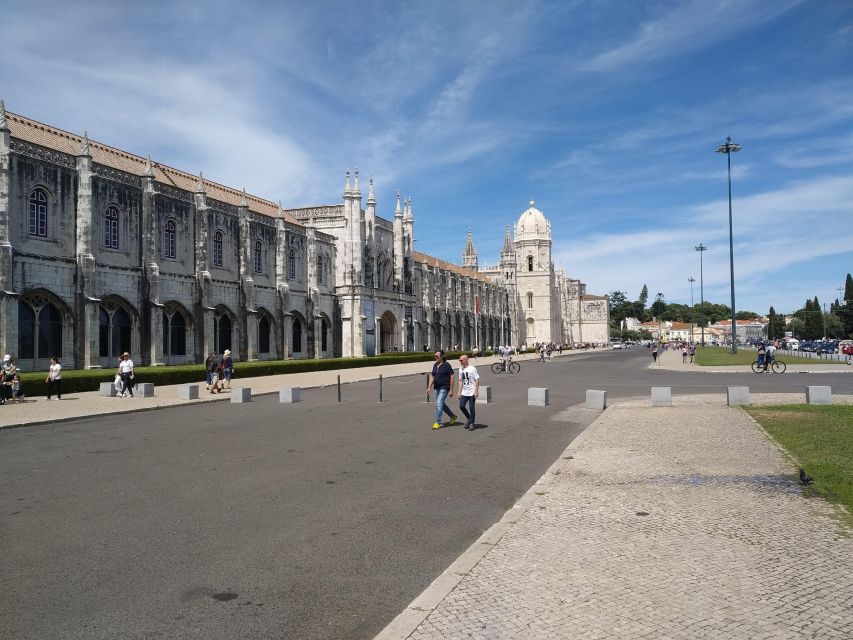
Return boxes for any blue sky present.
[2,0,852,315]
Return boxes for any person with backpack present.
[208,352,223,394]
[221,349,233,390]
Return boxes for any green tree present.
[651,292,666,318]
[607,290,628,311]
[793,297,824,339]
[638,285,648,308]
[825,313,843,338]
[787,317,805,338]
[735,311,758,320]
[767,306,785,340]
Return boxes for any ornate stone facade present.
[0,103,606,369]
[477,201,610,346]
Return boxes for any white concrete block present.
[479,385,492,403]
[136,383,155,398]
[651,387,672,407]
[727,386,750,406]
[805,386,832,405]
[528,387,549,406]
[99,382,117,397]
[279,387,301,403]
[231,387,252,403]
[177,384,199,400]
[585,389,607,410]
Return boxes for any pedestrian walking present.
[117,352,134,397]
[45,356,62,400]
[426,350,457,430]
[456,354,480,430]
[204,352,216,389]
[651,344,658,363]
[221,349,233,389]
[208,352,223,393]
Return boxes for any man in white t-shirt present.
[456,354,480,431]
[118,352,135,397]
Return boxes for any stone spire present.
[501,224,513,256]
[344,168,352,196]
[0,99,7,130]
[367,176,375,205]
[395,190,402,217]
[277,200,284,218]
[353,167,361,196]
[144,155,154,177]
[239,188,248,207]
[462,227,478,269]
[195,171,206,193]
[79,130,91,156]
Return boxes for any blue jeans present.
[434,387,455,423]
[459,395,476,425]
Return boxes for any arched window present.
[18,298,62,359]
[527,292,534,309]
[104,207,119,249]
[288,248,296,280]
[292,317,302,353]
[527,255,534,272]
[164,220,176,259]
[163,306,187,357]
[254,241,263,273]
[317,255,323,284]
[99,303,131,357]
[213,231,223,267]
[215,313,232,353]
[29,189,48,237]
[259,315,271,354]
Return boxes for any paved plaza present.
[3,349,852,639]
[381,394,853,639]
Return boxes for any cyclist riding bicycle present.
[756,342,766,368]
[765,343,777,371]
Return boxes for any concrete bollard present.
[99,382,118,397]
[528,387,549,407]
[479,385,492,403]
[586,389,607,410]
[279,387,301,403]
[651,387,672,407]
[231,388,252,403]
[805,386,832,405]
[177,384,199,400]
[727,386,750,406]
[136,383,155,398]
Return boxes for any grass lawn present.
[746,405,853,517]
[695,346,837,366]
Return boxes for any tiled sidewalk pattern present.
[404,402,853,639]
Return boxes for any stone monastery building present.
[0,101,609,370]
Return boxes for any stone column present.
[0,101,17,358]
[75,134,101,368]
[143,165,164,366]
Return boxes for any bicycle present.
[491,358,521,374]
[751,357,786,374]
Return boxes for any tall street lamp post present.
[688,277,696,342]
[716,136,742,353]
[695,243,707,345]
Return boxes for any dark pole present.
[695,243,707,346]
[688,277,695,342]
[717,136,741,354]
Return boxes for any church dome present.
[515,200,551,239]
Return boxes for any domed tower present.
[514,200,555,345]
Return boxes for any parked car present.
[611,341,624,350]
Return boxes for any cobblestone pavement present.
[381,398,853,639]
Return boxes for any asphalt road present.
[1,349,850,640]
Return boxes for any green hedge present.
[16,350,488,395]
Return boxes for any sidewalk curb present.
[373,402,612,640]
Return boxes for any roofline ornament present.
[144,155,154,177]
[240,187,248,207]
[0,99,7,130]
[79,130,91,156]
[195,171,206,193]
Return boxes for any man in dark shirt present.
[426,350,458,430]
